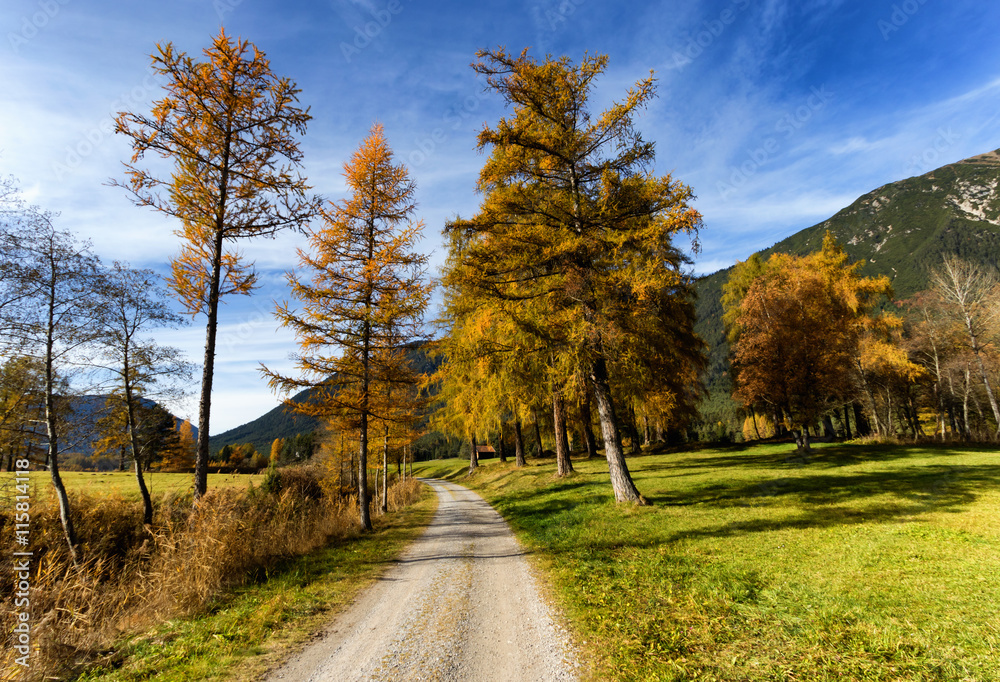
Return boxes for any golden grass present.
[0,466,422,681]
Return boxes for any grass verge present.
[73,482,436,681]
[416,443,1000,681]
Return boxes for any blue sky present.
[3,0,1000,433]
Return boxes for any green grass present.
[416,443,1000,681]
[75,485,437,681]
[20,470,260,499]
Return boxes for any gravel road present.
[264,478,580,682]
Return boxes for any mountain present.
[695,149,1000,390]
[207,387,322,456]
[59,395,195,456]
[208,343,441,455]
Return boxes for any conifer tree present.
[444,49,702,503]
[114,29,320,500]
[261,124,430,530]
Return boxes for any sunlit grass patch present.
[416,443,1000,680]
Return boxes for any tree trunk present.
[552,387,573,476]
[45,281,76,563]
[626,405,642,455]
[580,395,598,459]
[381,423,389,514]
[358,418,372,530]
[194,229,226,501]
[532,411,544,457]
[338,433,345,497]
[469,434,479,474]
[931,342,946,441]
[822,415,836,440]
[513,420,527,467]
[841,405,852,439]
[589,356,646,504]
[852,402,871,437]
[750,405,762,440]
[642,414,651,447]
[498,421,508,463]
[962,368,972,439]
[792,427,812,453]
[125,386,154,526]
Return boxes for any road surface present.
[265,478,580,682]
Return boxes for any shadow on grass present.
[481,453,1000,552]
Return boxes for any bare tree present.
[1,204,106,563]
[930,255,1000,438]
[90,263,193,524]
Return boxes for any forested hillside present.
[696,149,1000,390]
[209,343,440,455]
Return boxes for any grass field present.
[415,442,1000,681]
[12,470,261,500]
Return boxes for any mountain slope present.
[59,395,195,457]
[695,149,1000,390]
[208,343,441,455]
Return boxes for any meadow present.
[415,442,1000,681]
[14,470,261,499]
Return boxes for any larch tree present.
[260,124,430,531]
[113,29,320,500]
[435,227,561,471]
[445,49,702,503]
[160,419,197,472]
[726,234,898,452]
[90,263,192,524]
[270,437,284,465]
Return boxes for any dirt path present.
[264,478,580,682]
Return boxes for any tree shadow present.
[487,452,1000,553]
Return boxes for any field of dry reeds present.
[0,466,423,681]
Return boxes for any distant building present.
[475,445,496,458]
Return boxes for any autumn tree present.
[90,263,192,524]
[113,29,320,500]
[270,437,284,465]
[444,49,702,503]
[160,419,197,472]
[432,255,554,472]
[261,124,430,531]
[725,234,903,452]
[0,356,44,471]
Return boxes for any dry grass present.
[0,466,421,681]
